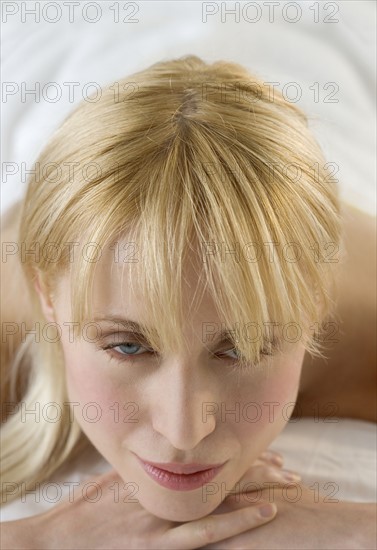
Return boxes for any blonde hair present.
[1,55,342,504]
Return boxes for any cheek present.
[259,363,302,418]
[232,357,303,442]
[61,340,137,444]
[62,340,109,401]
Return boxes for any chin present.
[137,490,220,522]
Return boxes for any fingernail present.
[271,455,284,466]
[281,470,301,482]
[259,503,276,518]
[262,451,283,465]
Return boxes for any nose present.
[151,361,217,450]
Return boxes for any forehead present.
[57,234,220,330]
[53,237,307,358]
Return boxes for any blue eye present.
[100,341,274,366]
[219,348,241,360]
[101,342,153,361]
[104,342,152,358]
[102,342,240,364]
[217,345,274,365]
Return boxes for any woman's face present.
[36,240,305,522]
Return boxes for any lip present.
[134,455,225,474]
[133,453,227,491]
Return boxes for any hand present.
[4,451,291,550]
[201,481,377,549]
[226,448,302,491]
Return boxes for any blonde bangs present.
[61,88,342,366]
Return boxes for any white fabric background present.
[1,0,376,521]
[1,0,376,215]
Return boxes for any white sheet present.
[1,1,376,215]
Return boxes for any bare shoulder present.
[339,202,376,291]
[1,199,35,347]
[1,199,32,418]
[1,199,30,321]
[296,201,376,423]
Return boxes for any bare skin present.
[1,199,376,549]
[1,454,293,550]
[2,465,375,550]
[293,202,377,423]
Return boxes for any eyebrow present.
[92,315,160,342]
[93,315,232,344]
[92,315,242,345]
[93,315,150,333]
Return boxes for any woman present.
[1,55,375,548]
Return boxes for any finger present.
[255,463,301,484]
[259,450,284,466]
[252,463,301,486]
[164,502,277,550]
[224,463,301,500]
